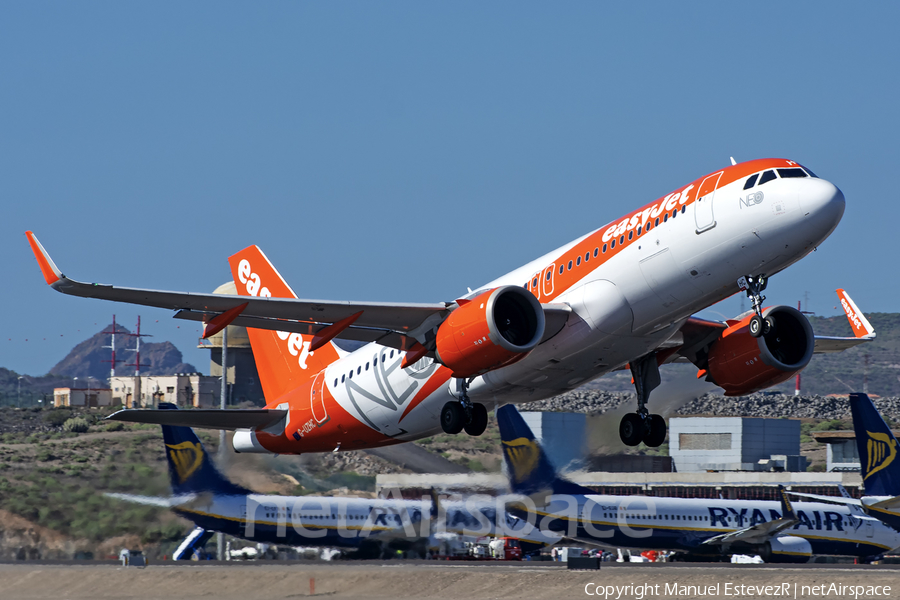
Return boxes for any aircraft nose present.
[801,177,845,233]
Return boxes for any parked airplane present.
[27,158,873,453]
[789,393,900,533]
[108,403,558,559]
[496,404,900,562]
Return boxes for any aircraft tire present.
[441,402,465,434]
[644,414,667,447]
[619,413,644,446]
[749,315,763,337]
[464,403,488,436]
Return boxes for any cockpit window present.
[800,165,818,178]
[777,168,807,179]
[758,170,777,185]
[743,174,759,190]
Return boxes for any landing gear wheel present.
[464,403,488,436]
[620,413,644,447]
[764,315,776,335]
[440,402,465,434]
[644,414,667,447]
[749,314,763,338]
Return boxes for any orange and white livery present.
[26,158,874,451]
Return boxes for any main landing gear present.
[441,379,488,436]
[739,274,774,338]
[619,353,667,447]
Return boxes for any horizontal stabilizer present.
[105,408,286,431]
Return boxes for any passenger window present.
[681,205,686,213]
[610,239,616,249]
[576,256,581,266]
[546,271,551,281]
[619,235,624,245]
[559,265,564,274]
[628,231,633,240]
[758,170,777,185]
[585,252,590,262]
[341,375,345,383]
[671,210,676,219]
[532,277,538,288]
[637,225,642,235]
[777,168,807,178]
[743,173,759,189]
[602,244,607,253]
[334,379,337,387]
[663,214,668,222]
[655,218,660,227]
[593,248,598,257]
[567,260,573,270]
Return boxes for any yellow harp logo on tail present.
[166,441,204,484]
[865,430,897,481]
[502,437,540,484]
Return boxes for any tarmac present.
[0,560,898,600]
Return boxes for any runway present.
[0,561,897,600]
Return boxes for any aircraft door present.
[866,520,874,538]
[310,372,329,425]
[542,263,556,298]
[694,172,722,233]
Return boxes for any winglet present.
[778,485,796,521]
[837,289,875,338]
[25,231,63,286]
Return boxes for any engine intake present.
[435,286,545,378]
[706,305,814,397]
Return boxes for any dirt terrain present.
[0,562,897,600]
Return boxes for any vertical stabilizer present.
[159,403,249,496]
[496,405,592,497]
[227,245,342,402]
[850,393,900,496]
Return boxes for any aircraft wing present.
[27,231,571,352]
[105,492,197,508]
[104,408,287,430]
[703,487,798,546]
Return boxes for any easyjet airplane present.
[26,158,874,454]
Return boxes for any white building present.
[110,374,218,408]
[53,387,112,408]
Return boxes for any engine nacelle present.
[706,305,814,396]
[435,286,545,378]
[759,536,812,563]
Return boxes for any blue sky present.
[3,3,897,377]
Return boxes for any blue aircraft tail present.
[496,405,593,497]
[159,403,249,496]
[849,393,900,497]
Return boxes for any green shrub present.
[43,410,73,427]
[104,421,124,432]
[35,449,54,462]
[62,417,90,433]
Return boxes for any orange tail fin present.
[228,246,341,402]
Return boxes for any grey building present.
[519,411,586,471]
[669,417,807,473]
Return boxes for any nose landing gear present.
[441,378,488,436]
[619,354,668,447]
[739,274,775,338]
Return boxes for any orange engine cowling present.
[435,286,545,378]
[706,305,814,396]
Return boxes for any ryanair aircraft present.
[109,403,557,559]
[792,393,900,533]
[497,405,900,563]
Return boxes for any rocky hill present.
[49,323,199,382]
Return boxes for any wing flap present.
[105,408,287,431]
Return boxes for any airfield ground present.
[1,561,898,600]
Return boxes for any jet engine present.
[705,305,814,396]
[434,286,545,378]
[757,536,812,564]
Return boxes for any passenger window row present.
[335,350,401,387]
[524,205,688,292]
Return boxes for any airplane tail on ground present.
[850,393,900,497]
[159,403,250,496]
[496,405,593,497]
[227,245,343,402]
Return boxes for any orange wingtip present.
[25,231,62,286]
